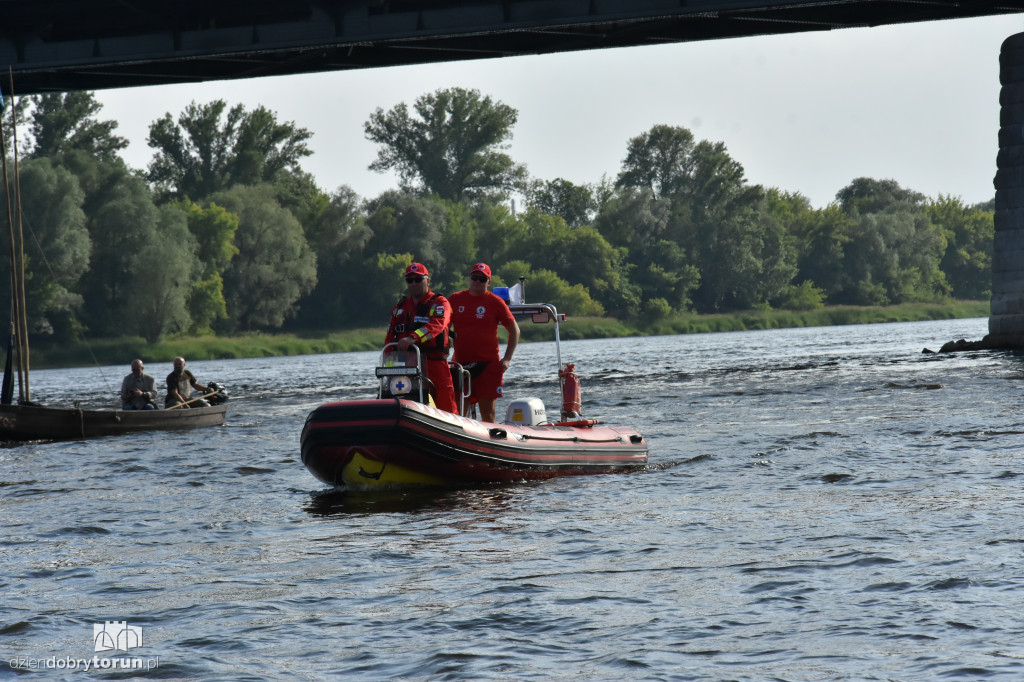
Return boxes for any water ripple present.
[6,318,1024,679]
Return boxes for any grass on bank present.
[27,300,990,369]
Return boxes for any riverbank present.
[27,299,989,369]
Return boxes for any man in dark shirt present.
[165,356,210,409]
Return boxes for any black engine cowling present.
[206,381,228,405]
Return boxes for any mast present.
[0,77,22,403]
[9,72,28,402]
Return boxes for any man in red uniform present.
[384,263,458,414]
[449,262,521,423]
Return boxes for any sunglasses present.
[405,276,425,283]
[470,275,488,282]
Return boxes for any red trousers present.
[426,358,457,414]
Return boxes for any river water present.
[4,317,1024,680]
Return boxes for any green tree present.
[691,201,796,311]
[293,185,373,329]
[469,201,518,267]
[177,200,239,333]
[779,280,826,310]
[0,159,90,338]
[594,187,692,313]
[843,210,948,304]
[75,163,194,339]
[229,106,314,187]
[273,169,329,231]
[125,205,200,342]
[616,124,696,199]
[187,273,228,335]
[179,199,239,277]
[365,87,527,202]
[493,261,604,316]
[208,184,317,331]
[370,252,417,319]
[296,190,455,330]
[526,178,595,228]
[27,92,127,162]
[926,195,993,300]
[785,202,853,303]
[436,199,479,294]
[828,178,948,304]
[329,251,415,329]
[20,93,201,341]
[1,96,31,156]
[675,140,767,304]
[303,185,367,258]
[614,126,790,312]
[497,210,636,315]
[837,177,926,215]
[147,100,312,201]
[363,190,448,277]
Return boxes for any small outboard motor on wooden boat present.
[206,382,228,405]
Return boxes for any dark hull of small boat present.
[0,403,227,441]
[300,398,648,488]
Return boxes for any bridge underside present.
[3,0,1024,95]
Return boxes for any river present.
[4,317,1024,680]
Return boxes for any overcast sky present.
[92,12,1024,209]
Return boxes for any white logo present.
[94,622,143,652]
[476,305,486,318]
[5,621,159,673]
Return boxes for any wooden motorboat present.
[0,401,227,441]
[301,302,648,488]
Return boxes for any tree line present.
[0,88,994,344]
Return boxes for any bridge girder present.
[2,0,1024,95]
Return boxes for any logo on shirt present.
[475,305,486,318]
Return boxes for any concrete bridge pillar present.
[991,33,1024,347]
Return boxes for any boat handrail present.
[449,361,471,417]
[377,343,425,404]
[509,302,564,375]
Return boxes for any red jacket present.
[385,291,451,360]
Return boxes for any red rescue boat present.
[301,302,649,489]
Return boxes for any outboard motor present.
[206,381,228,405]
[505,398,547,426]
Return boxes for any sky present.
[91,12,1024,209]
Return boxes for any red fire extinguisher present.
[559,363,582,420]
